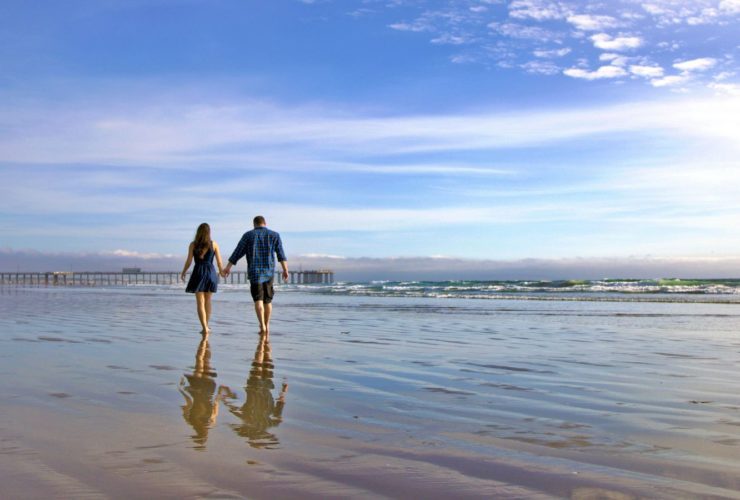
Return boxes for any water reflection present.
[178,336,221,450]
[221,334,288,449]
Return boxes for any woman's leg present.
[204,292,213,325]
[195,292,208,333]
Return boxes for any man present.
[223,216,289,335]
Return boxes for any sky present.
[1,0,740,277]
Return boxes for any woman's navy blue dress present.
[186,245,219,293]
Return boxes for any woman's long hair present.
[193,223,212,259]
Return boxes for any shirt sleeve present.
[228,233,249,265]
[275,233,287,262]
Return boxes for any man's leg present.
[263,302,272,335]
[254,300,266,333]
[262,280,274,335]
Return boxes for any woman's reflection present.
[178,336,221,449]
[221,333,288,449]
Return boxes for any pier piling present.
[0,269,335,287]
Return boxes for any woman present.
[181,223,224,334]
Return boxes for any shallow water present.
[2,285,740,498]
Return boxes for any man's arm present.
[279,260,289,283]
[224,233,249,277]
[276,233,288,282]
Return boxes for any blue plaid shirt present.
[228,227,287,284]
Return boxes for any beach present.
[2,284,740,499]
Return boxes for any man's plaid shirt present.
[228,227,287,284]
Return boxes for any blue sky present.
[1,0,740,274]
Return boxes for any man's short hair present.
[253,215,266,227]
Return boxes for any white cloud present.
[630,64,665,78]
[591,33,642,51]
[709,82,740,95]
[522,60,561,75]
[714,71,735,81]
[639,0,740,26]
[641,3,667,16]
[657,41,681,51]
[451,53,478,64]
[107,249,177,259]
[509,0,570,21]
[533,47,571,58]
[382,1,737,89]
[673,57,717,72]
[488,22,562,41]
[566,14,620,31]
[563,65,628,80]
[687,8,720,25]
[607,55,633,67]
[720,0,740,14]
[650,74,689,87]
[388,22,428,32]
[431,33,470,45]
[297,253,347,260]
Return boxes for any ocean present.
[1,282,740,498]
[302,278,740,302]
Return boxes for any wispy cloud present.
[2,88,738,166]
[564,65,628,79]
[2,79,739,260]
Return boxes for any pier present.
[0,270,335,286]
[287,270,335,284]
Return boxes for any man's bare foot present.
[200,327,211,335]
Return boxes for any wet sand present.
[2,285,740,498]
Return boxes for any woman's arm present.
[180,242,194,281]
[213,241,225,276]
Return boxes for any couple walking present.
[180,215,289,335]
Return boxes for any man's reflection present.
[178,336,221,450]
[221,333,288,449]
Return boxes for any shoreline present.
[2,287,740,498]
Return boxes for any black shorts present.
[250,279,275,304]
